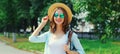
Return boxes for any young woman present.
[29,3,85,54]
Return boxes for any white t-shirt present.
[48,35,67,54]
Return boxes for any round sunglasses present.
[54,13,64,19]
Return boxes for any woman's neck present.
[55,24,64,33]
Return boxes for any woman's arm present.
[31,16,49,36]
[29,16,49,43]
[71,33,85,54]
[29,31,49,43]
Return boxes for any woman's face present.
[54,9,65,25]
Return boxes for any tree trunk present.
[12,32,16,43]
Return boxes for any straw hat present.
[48,3,72,24]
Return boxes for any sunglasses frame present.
[54,13,65,19]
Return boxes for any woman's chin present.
[54,20,63,25]
[55,22,63,25]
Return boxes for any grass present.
[13,41,45,53]
[81,39,120,54]
[0,33,3,36]
[0,33,120,54]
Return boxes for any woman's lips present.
[56,18,62,22]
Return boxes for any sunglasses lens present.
[54,13,58,18]
[60,13,64,18]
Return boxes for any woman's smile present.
[56,18,62,22]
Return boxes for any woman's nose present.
[57,17,61,20]
[57,16,60,19]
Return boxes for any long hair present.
[50,7,69,33]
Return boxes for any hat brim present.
[48,3,72,24]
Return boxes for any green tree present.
[0,0,31,32]
[29,0,51,32]
[4,0,17,32]
[15,0,31,32]
[73,0,120,43]
[0,0,6,32]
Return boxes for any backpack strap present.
[66,31,73,54]
[67,30,73,45]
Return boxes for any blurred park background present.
[0,0,120,54]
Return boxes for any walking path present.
[0,41,34,54]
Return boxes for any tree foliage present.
[73,0,120,43]
[0,0,31,32]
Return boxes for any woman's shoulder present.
[66,31,78,38]
[38,31,51,37]
[72,32,78,38]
